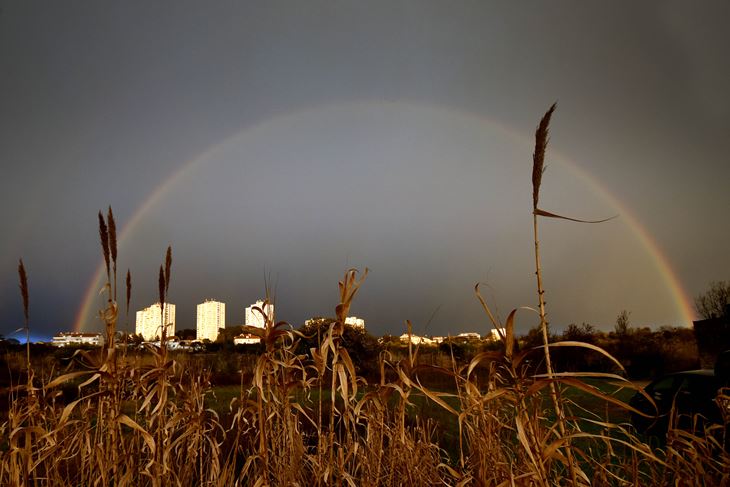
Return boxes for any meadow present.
[2,106,728,486]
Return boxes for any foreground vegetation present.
[2,106,729,486]
[3,275,728,486]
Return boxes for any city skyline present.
[2,2,729,341]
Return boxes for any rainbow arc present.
[74,101,696,332]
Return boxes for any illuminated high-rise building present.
[135,302,176,341]
[197,299,225,341]
[245,300,273,329]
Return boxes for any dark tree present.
[614,310,631,336]
[176,328,197,340]
[561,322,598,343]
[695,281,730,319]
[130,333,144,345]
[216,326,245,344]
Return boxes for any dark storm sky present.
[1,1,729,341]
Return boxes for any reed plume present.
[107,206,117,269]
[18,258,29,324]
[126,269,132,317]
[532,102,555,210]
[164,245,172,294]
[107,206,118,299]
[98,211,110,280]
[158,265,165,312]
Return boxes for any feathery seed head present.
[158,265,166,310]
[126,269,132,316]
[164,246,172,294]
[18,259,29,323]
[98,211,110,278]
[532,103,556,210]
[107,206,117,268]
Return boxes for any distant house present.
[399,333,435,345]
[304,316,366,329]
[52,332,102,347]
[166,339,200,351]
[234,333,261,345]
[457,332,482,340]
[693,314,730,369]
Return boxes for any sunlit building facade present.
[197,299,225,341]
[345,316,365,329]
[51,332,103,347]
[399,333,435,345]
[135,302,176,341]
[233,333,261,345]
[489,328,507,341]
[304,316,365,329]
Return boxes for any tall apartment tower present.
[245,300,274,329]
[197,299,225,341]
[135,303,176,341]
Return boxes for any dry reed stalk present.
[157,257,169,358]
[242,296,314,484]
[96,207,123,481]
[150,248,173,482]
[15,258,37,486]
[17,259,30,384]
[531,103,557,377]
[530,103,581,485]
[97,209,119,356]
[323,269,367,481]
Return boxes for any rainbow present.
[74,101,696,332]
[547,160,697,327]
